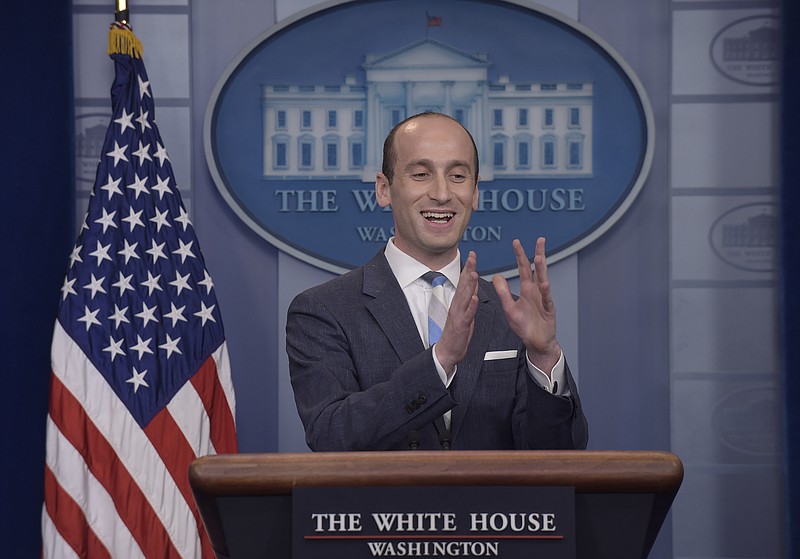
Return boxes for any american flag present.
[426,12,442,27]
[42,22,237,558]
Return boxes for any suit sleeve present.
[517,360,589,450]
[286,288,456,451]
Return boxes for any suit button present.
[411,400,420,409]
[405,404,414,414]
[418,394,427,404]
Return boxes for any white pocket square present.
[484,350,518,361]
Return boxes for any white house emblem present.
[205,0,653,276]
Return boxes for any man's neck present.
[384,238,461,286]
[389,239,458,271]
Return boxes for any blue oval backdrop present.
[205,0,653,276]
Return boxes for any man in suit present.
[287,112,588,451]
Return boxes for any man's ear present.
[472,177,480,211]
[376,173,392,208]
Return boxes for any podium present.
[189,450,683,559]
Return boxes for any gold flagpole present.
[115,0,129,24]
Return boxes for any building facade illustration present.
[722,24,780,62]
[262,38,593,183]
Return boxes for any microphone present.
[438,430,451,450]
[433,417,451,450]
[407,430,420,450]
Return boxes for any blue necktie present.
[423,272,448,347]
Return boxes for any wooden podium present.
[189,450,683,559]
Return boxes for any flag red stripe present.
[144,409,215,558]
[48,373,182,559]
[44,464,111,559]
[191,356,238,453]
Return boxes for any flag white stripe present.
[41,510,80,559]
[51,321,200,558]
[167,380,215,457]
[45,416,145,559]
[213,342,237,420]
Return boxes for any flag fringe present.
[108,23,143,58]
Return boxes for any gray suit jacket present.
[287,250,588,451]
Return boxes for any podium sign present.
[292,486,575,558]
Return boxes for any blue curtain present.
[0,2,74,554]
[781,1,799,555]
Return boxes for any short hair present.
[381,112,479,184]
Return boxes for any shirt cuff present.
[526,350,569,395]
[432,344,456,388]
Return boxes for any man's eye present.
[412,172,430,179]
[450,174,467,182]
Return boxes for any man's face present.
[376,116,479,269]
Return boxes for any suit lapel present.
[448,280,495,442]
[362,252,425,363]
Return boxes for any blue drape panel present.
[0,2,74,554]
[781,1,799,555]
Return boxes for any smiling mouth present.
[421,211,454,224]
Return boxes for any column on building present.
[442,81,454,116]
[475,80,492,181]
[404,81,414,118]
[364,81,380,181]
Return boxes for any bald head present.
[381,112,479,184]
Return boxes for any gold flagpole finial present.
[115,0,129,24]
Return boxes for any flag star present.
[154,142,169,166]
[149,208,171,232]
[130,335,154,359]
[169,271,193,295]
[145,239,168,264]
[135,109,152,132]
[114,108,135,133]
[103,335,126,362]
[99,174,123,200]
[61,277,77,300]
[164,302,188,328]
[122,207,145,232]
[80,213,89,231]
[173,239,195,264]
[133,140,152,165]
[194,301,217,326]
[151,175,172,199]
[112,271,135,296]
[68,244,83,268]
[82,273,107,299]
[175,207,192,231]
[89,241,113,266]
[106,141,129,167]
[126,172,149,199]
[126,367,149,393]
[159,334,182,359]
[118,239,140,264]
[135,302,159,327]
[77,305,102,331]
[94,208,118,233]
[108,304,130,329]
[138,74,151,99]
[141,270,163,295]
[198,270,214,294]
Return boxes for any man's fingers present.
[533,237,548,285]
[453,251,477,308]
[512,239,533,283]
[492,274,515,313]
